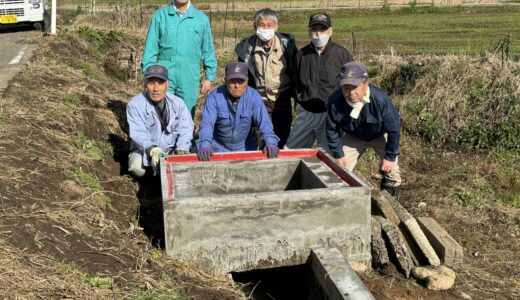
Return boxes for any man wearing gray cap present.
[326,61,401,197]
[197,62,280,161]
[286,12,353,154]
[127,64,194,177]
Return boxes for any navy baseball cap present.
[144,65,169,81]
[309,13,331,28]
[339,61,369,86]
[225,62,248,80]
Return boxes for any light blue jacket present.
[198,85,279,152]
[141,3,217,114]
[127,91,194,166]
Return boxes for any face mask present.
[310,34,330,48]
[256,28,275,42]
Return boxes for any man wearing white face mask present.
[286,12,353,154]
[235,8,297,148]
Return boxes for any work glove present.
[197,146,213,161]
[149,147,165,170]
[174,149,189,155]
[263,144,280,159]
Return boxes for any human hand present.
[150,147,165,169]
[197,146,213,161]
[381,159,396,173]
[336,156,349,168]
[200,80,213,95]
[263,144,279,158]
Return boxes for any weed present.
[74,131,104,160]
[133,289,187,300]
[418,112,445,142]
[0,112,9,124]
[70,168,112,206]
[61,261,114,289]
[381,0,391,13]
[64,94,80,106]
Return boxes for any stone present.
[418,217,464,267]
[412,265,456,290]
[377,216,414,278]
[385,192,441,266]
[371,189,400,225]
[371,216,390,268]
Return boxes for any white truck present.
[0,0,47,31]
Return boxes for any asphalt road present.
[0,25,40,98]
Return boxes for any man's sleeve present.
[197,93,218,149]
[253,92,279,146]
[201,18,217,81]
[381,95,401,161]
[326,100,345,158]
[175,101,195,151]
[127,100,154,150]
[141,14,160,73]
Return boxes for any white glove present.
[149,147,165,169]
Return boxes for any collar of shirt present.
[170,1,191,16]
[346,86,371,119]
[254,35,280,56]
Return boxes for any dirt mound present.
[0,29,242,299]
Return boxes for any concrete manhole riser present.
[160,150,372,275]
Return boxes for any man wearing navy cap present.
[197,62,280,161]
[326,61,401,197]
[127,64,194,177]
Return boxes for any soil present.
[0,14,518,300]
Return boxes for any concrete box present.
[160,149,371,274]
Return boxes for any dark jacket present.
[235,32,298,98]
[296,41,353,113]
[326,84,401,161]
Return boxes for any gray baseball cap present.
[225,62,248,80]
[339,61,368,86]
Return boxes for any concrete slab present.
[385,192,441,266]
[377,216,414,278]
[418,217,464,267]
[310,247,375,300]
[160,150,372,274]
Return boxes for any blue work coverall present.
[127,91,194,167]
[197,85,279,152]
[141,4,217,115]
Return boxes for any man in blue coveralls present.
[141,0,217,115]
[127,65,194,177]
[197,62,280,161]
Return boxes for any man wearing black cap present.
[197,62,280,161]
[127,64,194,177]
[285,12,353,154]
[326,61,401,197]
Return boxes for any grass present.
[63,261,115,289]
[70,168,112,205]
[209,5,520,55]
[133,289,187,300]
[74,131,106,160]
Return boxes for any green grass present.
[70,168,112,205]
[74,131,106,160]
[210,5,520,55]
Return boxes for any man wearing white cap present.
[326,61,401,197]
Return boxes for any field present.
[0,3,519,300]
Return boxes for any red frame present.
[161,149,362,202]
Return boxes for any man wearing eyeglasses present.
[286,12,353,154]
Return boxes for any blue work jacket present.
[326,84,401,161]
[127,92,194,166]
[198,85,279,152]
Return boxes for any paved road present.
[0,26,40,98]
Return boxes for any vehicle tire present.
[33,22,43,31]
